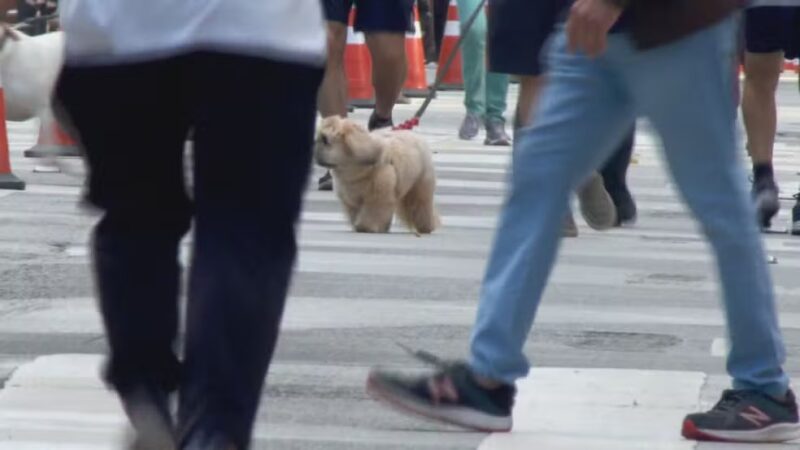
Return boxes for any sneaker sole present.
[484,139,511,146]
[366,373,512,433]
[682,419,800,443]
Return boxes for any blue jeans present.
[469,19,789,397]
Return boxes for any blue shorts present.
[323,0,414,33]
[487,0,569,76]
[744,7,800,58]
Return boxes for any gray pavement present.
[0,80,798,449]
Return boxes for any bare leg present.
[318,22,349,118]
[742,51,783,167]
[742,51,783,227]
[366,32,407,120]
[317,22,348,191]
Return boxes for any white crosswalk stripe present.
[0,87,799,449]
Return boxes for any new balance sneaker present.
[682,389,800,443]
[577,172,617,230]
[753,177,780,229]
[791,194,800,236]
[366,352,514,432]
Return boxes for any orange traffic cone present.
[403,6,430,98]
[436,0,464,90]
[345,9,375,109]
[0,84,24,189]
[24,114,81,158]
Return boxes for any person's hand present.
[566,0,624,58]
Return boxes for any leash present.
[394,0,489,131]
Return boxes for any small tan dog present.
[314,116,440,234]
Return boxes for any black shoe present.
[182,430,238,450]
[368,112,393,131]
[484,117,511,146]
[753,177,780,229]
[318,171,333,191]
[792,194,800,236]
[366,348,515,432]
[682,389,800,443]
[605,183,637,226]
[122,385,176,450]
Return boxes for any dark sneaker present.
[484,118,511,146]
[753,177,780,229]
[577,172,617,230]
[318,171,333,191]
[182,430,238,450]
[368,111,393,131]
[603,181,637,226]
[682,389,800,443]
[122,385,176,450]
[792,194,800,236]
[458,113,480,140]
[366,348,515,432]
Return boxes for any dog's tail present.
[398,164,440,235]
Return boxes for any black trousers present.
[55,52,322,449]
[601,127,635,193]
[432,0,450,58]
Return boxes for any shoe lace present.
[713,390,753,413]
[396,342,452,369]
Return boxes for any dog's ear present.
[342,120,381,164]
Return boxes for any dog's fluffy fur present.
[314,116,440,234]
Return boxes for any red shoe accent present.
[681,419,731,442]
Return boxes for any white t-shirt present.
[59,0,326,66]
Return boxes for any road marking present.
[710,337,728,358]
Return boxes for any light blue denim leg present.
[626,19,788,397]
[469,32,636,384]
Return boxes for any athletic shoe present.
[792,194,800,236]
[604,181,637,226]
[577,172,617,230]
[753,177,780,229]
[368,112,394,131]
[366,348,515,432]
[458,113,480,140]
[682,389,800,443]
[318,171,333,191]
[122,384,175,450]
[484,118,511,146]
[182,430,238,450]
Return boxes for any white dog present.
[314,116,440,234]
[0,26,63,121]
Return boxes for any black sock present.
[753,163,774,182]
